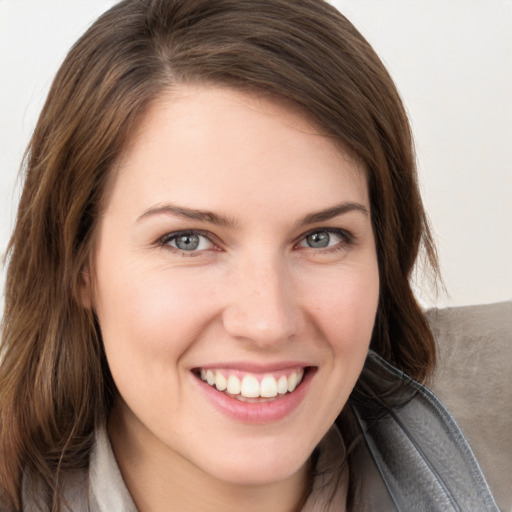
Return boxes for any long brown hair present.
[0,0,438,509]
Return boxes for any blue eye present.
[162,231,214,252]
[298,230,347,249]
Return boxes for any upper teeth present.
[199,368,304,398]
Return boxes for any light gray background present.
[1,0,511,309]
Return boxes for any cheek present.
[94,264,221,369]
[304,261,380,353]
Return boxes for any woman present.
[0,0,499,511]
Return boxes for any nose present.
[222,254,298,348]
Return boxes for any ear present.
[78,265,93,309]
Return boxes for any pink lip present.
[192,367,315,424]
[197,361,310,373]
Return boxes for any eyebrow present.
[137,201,369,227]
[137,204,236,227]
[298,202,369,226]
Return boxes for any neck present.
[108,406,311,512]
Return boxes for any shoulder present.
[350,349,501,511]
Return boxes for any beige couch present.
[427,301,512,512]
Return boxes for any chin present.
[193,436,312,487]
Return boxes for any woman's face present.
[88,85,379,487]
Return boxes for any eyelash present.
[158,228,353,255]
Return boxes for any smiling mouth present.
[193,367,309,403]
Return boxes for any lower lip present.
[193,369,314,424]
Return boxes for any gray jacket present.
[349,351,500,511]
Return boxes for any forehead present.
[103,84,369,221]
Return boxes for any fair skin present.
[84,85,380,512]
